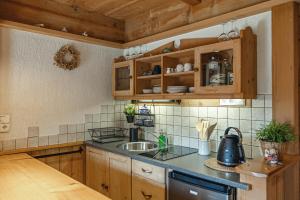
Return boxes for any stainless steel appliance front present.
[168,171,236,200]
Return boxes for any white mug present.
[166,68,173,74]
[176,64,184,72]
[184,63,192,72]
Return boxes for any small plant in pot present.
[256,120,295,164]
[123,104,136,123]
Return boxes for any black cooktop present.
[139,145,198,161]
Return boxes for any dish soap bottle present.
[158,129,168,150]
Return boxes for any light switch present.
[0,124,10,133]
[0,115,10,124]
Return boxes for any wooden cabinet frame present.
[194,39,241,95]
[112,60,134,97]
[113,27,256,100]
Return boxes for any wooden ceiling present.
[0,0,277,45]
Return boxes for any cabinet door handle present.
[129,75,133,79]
[141,191,152,199]
[141,168,152,174]
[194,68,199,72]
[101,183,109,191]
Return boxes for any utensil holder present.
[198,140,210,155]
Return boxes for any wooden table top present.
[0,153,110,200]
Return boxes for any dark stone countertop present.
[85,140,250,190]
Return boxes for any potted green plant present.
[123,104,136,123]
[256,120,295,162]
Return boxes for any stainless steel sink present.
[119,142,158,152]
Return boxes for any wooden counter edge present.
[235,155,300,178]
[0,141,84,156]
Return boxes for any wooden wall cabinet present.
[112,60,134,97]
[113,27,256,100]
[194,27,257,99]
[86,146,131,200]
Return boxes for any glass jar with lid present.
[205,56,226,86]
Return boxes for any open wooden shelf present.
[137,74,161,80]
[164,71,194,77]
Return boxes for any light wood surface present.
[0,0,297,47]
[180,0,202,6]
[112,60,135,97]
[0,141,84,156]
[123,0,298,46]
[0,0,124,43]
[116,28,256,100]
[0,20,123,49]
[132,174,165,200]
[29,145,85,183]
[86,147,109,196]
[86,147,132,200]
[108,152,132,200]
[132,159,165,184]
[272,2,300,200]
[0,153,110,200]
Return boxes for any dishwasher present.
[168,171,236,200]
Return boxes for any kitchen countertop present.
[0,153,110,200]
[85,140,251,190]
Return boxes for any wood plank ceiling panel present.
[125,0,269,41]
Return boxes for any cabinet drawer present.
[132,160,165,184]
[132,174,165,200]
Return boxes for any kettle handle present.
[224,127,243,144]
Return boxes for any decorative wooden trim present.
[0,141,84,156]
[0,20,123,49]
[123,0,299,48]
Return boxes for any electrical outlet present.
[0,115,10,124]
[0,124,10,133]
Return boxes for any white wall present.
[137,12,272,95]
[0,28,122,139]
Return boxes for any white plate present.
[143,89,153,94]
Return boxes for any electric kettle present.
[217,127,245,167]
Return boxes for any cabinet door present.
[132,174,165,200]
[86,147,109,196]
[112,60,134,97]
[194,39,241,96]
[108,153,132,200]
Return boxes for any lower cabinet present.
[132,160,166,200]
[86,146,131,200]
[86,146,166,200]
[132,174,165,200]
[108,152,132,200]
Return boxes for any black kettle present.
[217,127,245,167]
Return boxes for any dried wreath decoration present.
[54,45,80,70]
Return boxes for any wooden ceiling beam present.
[0,0,125,43]
[104,0,140,16]
[180,0,202,6]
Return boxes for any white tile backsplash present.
[198,107,208,118]
[240,108,251,120]
[173,106,182,116]
[182,107,190,116]
[228,108,240,119]
[252,108,265,121]
[190,107,198,117]
[217,107,228,119]
[166,106,174,115]
[207,107,217,118]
